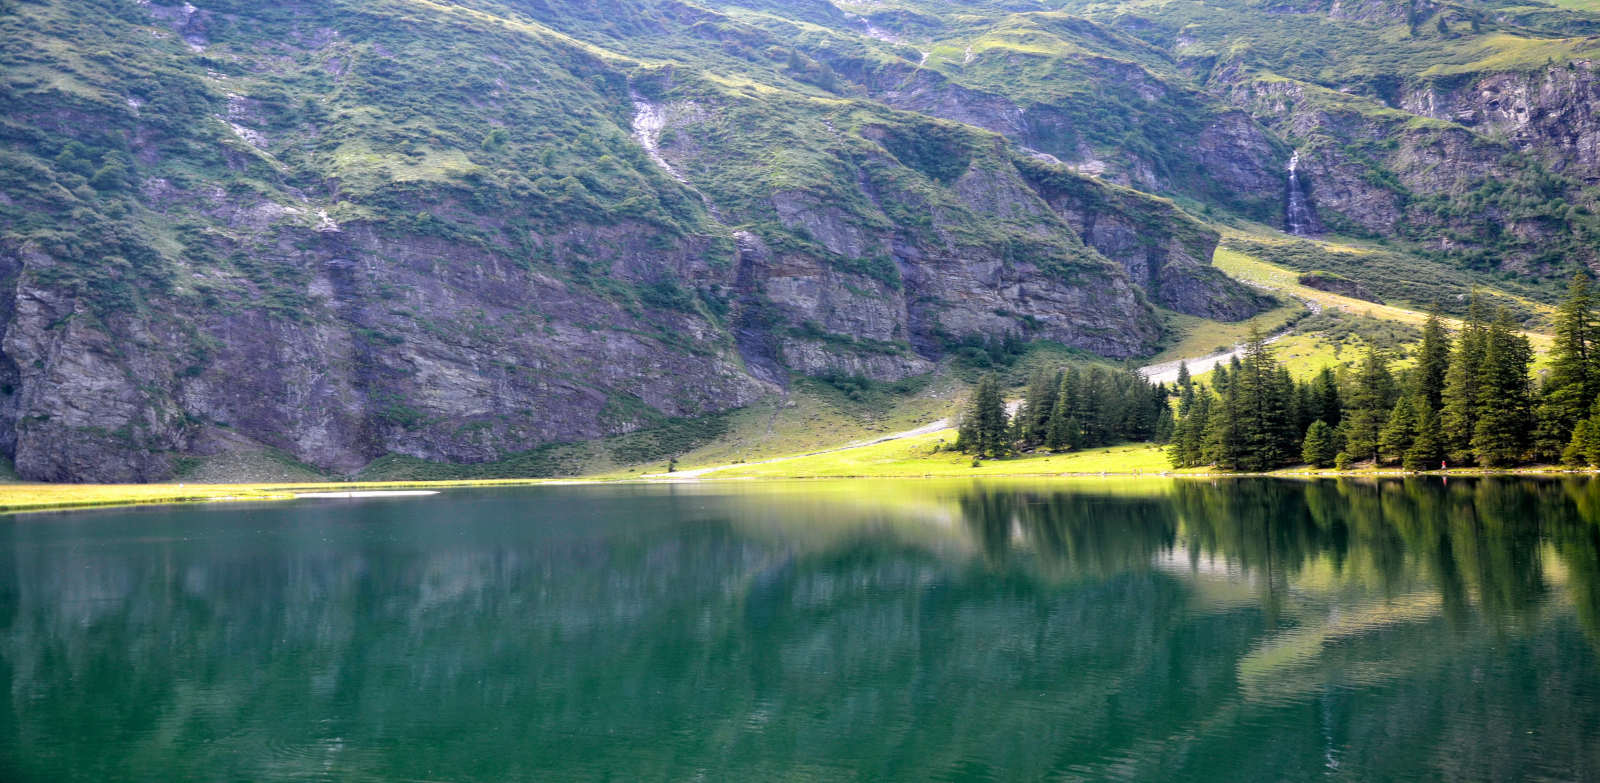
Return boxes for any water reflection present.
[1,479,1599,781]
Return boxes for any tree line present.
[1170,275,1600,471]
[956,366,1172,457]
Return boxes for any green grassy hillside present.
[3,0,1598,481]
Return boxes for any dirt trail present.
[1139,330,1292,385]
[648,290,1321,479]
[1141,293,1322,385]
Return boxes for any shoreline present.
[3,467,1597,515]
[0,478,555,515]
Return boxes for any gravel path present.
[651,295,1317,479]
[1139,293,1322,385]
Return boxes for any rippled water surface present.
[4,478,1600,781]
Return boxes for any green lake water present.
[3,478,1600,781]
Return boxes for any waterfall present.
[1285,150,1315,236]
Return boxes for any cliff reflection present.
[1,479,1598,782]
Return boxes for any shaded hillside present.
[1,0,1596,480]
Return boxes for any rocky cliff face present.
[1400,64,1600,185]
[1213,59,1598,271]
[6,0,1267,481]
[1014,156,1270,321]
[0,221,774,481]
[8,0,1597,481]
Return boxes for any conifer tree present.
[1535,273,1598,459]
[1186,334,1301,471]
[1563,417,1596,467]
[1018,371,1059,448]
[1343,346,1394,464]
[1153,404,1175,444]
[1566,395,1600,467]
[1045,370,1080,451]
[1169,390,1212,468]
[1294,380,1317,435]
[1302,419,1339,468]
[1271,365,1300,462]
[1045,405,1070,451]
[1234,331,1278,470]
[1379,394,1419,465]
[1441,293,1489,464]
[1413,307,1452,412]
[1404,405,1445,471]
[956,408,979,453]
[1312,366,1342,428]
[1206,379,1244,470]
[1471,308,1534,466]
[1078,368,1109,448]
[1584,406,1600,467]
[1175,361,1194,415]
[1213,361,1233,396]
[961,374,1012,458]
[1112,370,1151,441]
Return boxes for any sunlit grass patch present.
[1152,299,1305,363]
[0,478,557,514]
[706,428,1174,479]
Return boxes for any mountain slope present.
[1,0,1596,481]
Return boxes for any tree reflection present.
[1,480,1599,781]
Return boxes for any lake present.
[3,478,1599,781]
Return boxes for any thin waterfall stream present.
[1285,150,1315,235]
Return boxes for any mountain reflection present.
[2,479,1599,781]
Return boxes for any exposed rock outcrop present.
[1014,157,1269,321]
[1400,64,1600,184]
[1297,271,1382,303]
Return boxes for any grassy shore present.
[5,447,1594,515]
[0,478,556,514]
[699,429,1176,478]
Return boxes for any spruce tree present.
[1220,330,1295,471]
[1343,346,1393,464]
[1045,371,1078,451]
[1078,368,1109,448]
[1413,307,1452,413]
[1153,404,1175,444]
[1302,420,1339,468]
[1018,371,1058,448]
[1567,396,1600,467]
[1563,418,1595,467]
[1272,365,1300,463]
[1207,371,1246,470]
[963,374,1012,458]
[1535,273,1598,460]
[1313,366,1342,428]
[1169,391,1212,468]
[1059,368,1081,420]
[1585,399,1600,466]
[1114,370,1155,441]
[1471,308,1534,466]
[1585,406,1600,467]
[1213,361,1233,396]
[1379,394,1419,465]
[1294,380,1316,435]
[1441,293,1488,464]
[956,409,979,453]
[1404,405,1445,471]
[1175,361,1194,415]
